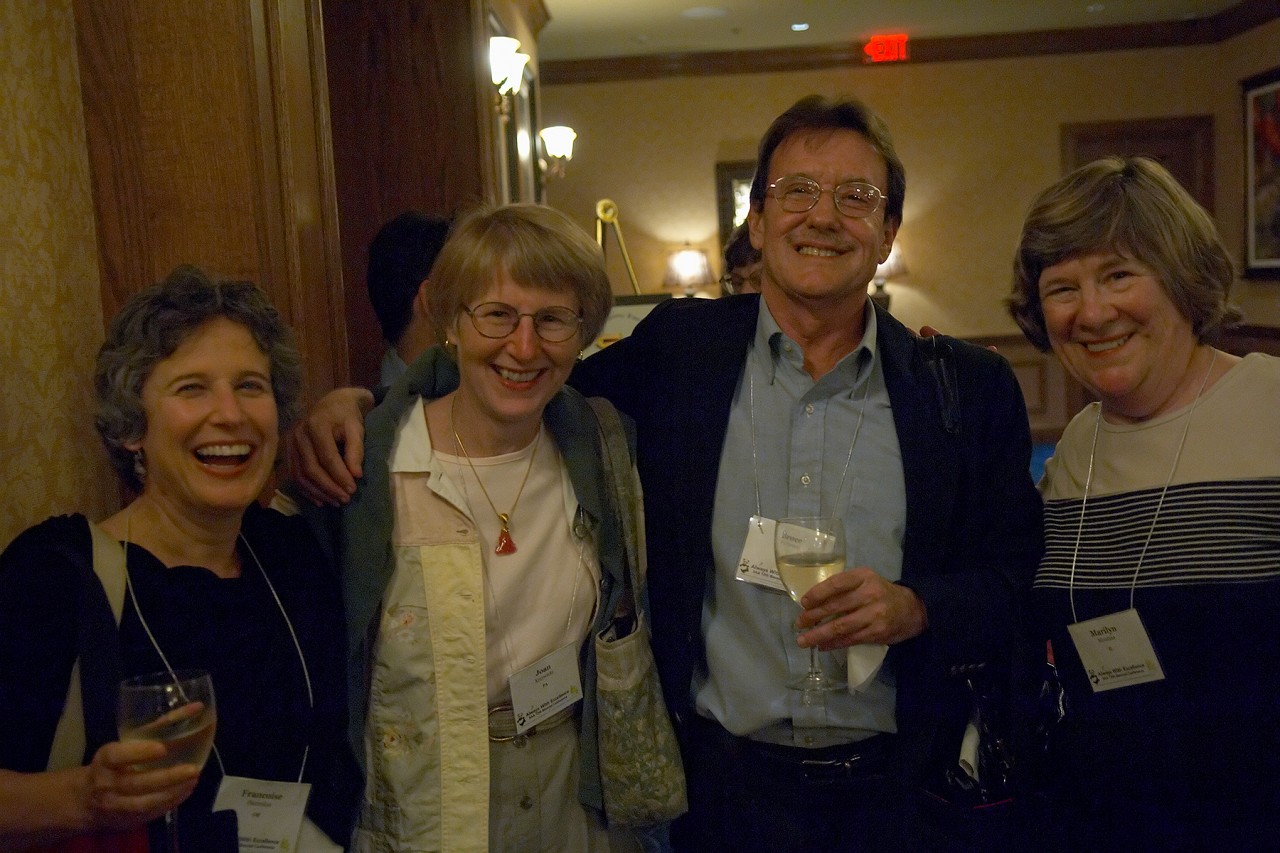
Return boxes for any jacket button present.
[520,794,534,810]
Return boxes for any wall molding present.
[543,0,1279,85]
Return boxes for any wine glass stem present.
[165,810,180,853]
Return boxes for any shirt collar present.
[752,296,878,387]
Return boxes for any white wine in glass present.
[775,517,846,695]
[118,669,217,852]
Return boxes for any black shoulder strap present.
[918,335,961,435]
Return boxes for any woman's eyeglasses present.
[463,302,582,342]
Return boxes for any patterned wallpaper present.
[0,0,117,548]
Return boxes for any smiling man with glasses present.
[571,95,1043,851]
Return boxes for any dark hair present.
[367,212,451,345]
[94,265,303,490]
[1009,156,1240,351]
[426,204,613,350]
[749,95,906,225]
[724,221,760,272]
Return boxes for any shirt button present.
[800,474,811,486]
[805,403,814,415]
[573,522,589,537]
[520,794,534,810]
[803,735,815,747]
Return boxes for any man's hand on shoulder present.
[287,386,374,506]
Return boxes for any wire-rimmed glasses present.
[463,301,583,342]
[766,176,885,218]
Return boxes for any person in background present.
[0,267,359,851]
[289,95,1043,852]
[339,203,657,851]
[719,221,763,295]
[366,211,451,387]
[1008,155,1280,849]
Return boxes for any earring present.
[132,450,146,482]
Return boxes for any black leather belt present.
[693,715,893,784]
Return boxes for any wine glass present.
[118,670,217,853]
[774,517,846,697]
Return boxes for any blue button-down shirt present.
[694,300,906,745]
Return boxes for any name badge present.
[509,642,582,734]
[1066,607,1165,693]
[735,515,785,592]
[212,775,310,852]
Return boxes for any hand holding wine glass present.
[117,670,217,852]
[774,517,846,697]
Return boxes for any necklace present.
[450,395,542,555]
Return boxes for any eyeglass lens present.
[770,177,882,217]
[467,302,581,342]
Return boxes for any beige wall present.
[0,0,117,547]
[542,19,1280,335]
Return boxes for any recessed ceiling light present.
[1086,3,1105,13]
[791,22,810,32]
[683,6,727,20]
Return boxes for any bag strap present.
[586,397,646,610]
[917,334,961,435]
[46,522,128,770]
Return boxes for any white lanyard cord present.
[1067,350,1217,623]
[748,349,869,521]
[122,510,314,782]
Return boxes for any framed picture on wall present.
[1244,65,1280,278]
[715,160,756,254]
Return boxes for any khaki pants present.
[489,719,641,853]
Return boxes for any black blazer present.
[571,293,1043,782]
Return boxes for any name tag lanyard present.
[1066,351,1217,624]
[122,510,315,783]
[747,349,870,527]
[1064,353,1216,693]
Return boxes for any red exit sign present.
[864,34,909,63]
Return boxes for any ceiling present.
[537,0,1244,62]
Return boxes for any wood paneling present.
[1061,116,1215,212]
[1221,323,1280,356]
[323,0,495,388]
[964,334,1085,443]
[73,0,348,402]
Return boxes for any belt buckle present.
[488,704,534,744]
[800,755,859,782]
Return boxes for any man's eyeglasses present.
[766,176,885,218]
[463,302,582,342]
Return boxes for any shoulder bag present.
[587,397,688,828]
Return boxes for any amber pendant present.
[495,513,517,555]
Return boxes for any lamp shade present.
[489,36,529,94]
[540,126,577,160]
[663,246,714,291]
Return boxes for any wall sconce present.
[872,245,907,311]
[539,125,576,179]
[489,36,530,95]
[663,244,715,298]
